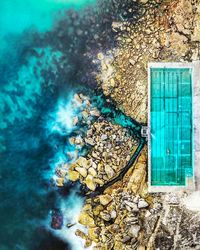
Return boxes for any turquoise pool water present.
[150,68,193,186]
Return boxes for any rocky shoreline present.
[53,0,200,249]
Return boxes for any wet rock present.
[139,0,149,3]
[55,168,67,178]
[56,178,65,187]
[74,93,82,104]
[69,137,75,145]
[75,135,84,145]
[79,212,95,227]
[68,170,79,181]
[66,223,76,228]
[97,53,104,60]
[90,109,100,117]
[82,110,89,118]
[72,116,78,126]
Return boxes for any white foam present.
[46,187,94,250]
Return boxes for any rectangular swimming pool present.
[149,67,194,186]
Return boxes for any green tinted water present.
[0,0,96,57]
[0,0,96,34]
[150,68,193,186]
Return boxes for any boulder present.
[124,200,139,212]
[88,167,97,177]
[88,227,100,243]
[100,211,111,221]
[68,170,79,181]
[79,212,95,227]
[93,205,104,216]
[128,224,141,238]
[76,157,89,169]
[84,175,96,191]
[94,178,104,186]
[110,210,117,219]
[75,166,87,178]
[138,199,149,209]
[75,229,87,239]
[99,194,113,206]
[105,165,115,179]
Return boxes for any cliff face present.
[64,0,200,249]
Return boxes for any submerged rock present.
[74,93,83,104]
[51,210,63,230]
[56,178,65,187]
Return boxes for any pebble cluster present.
[68,116,138,191]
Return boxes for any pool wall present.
[148,61,200,192]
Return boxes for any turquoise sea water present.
[0,0,140,249]
[0,1,96,249]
